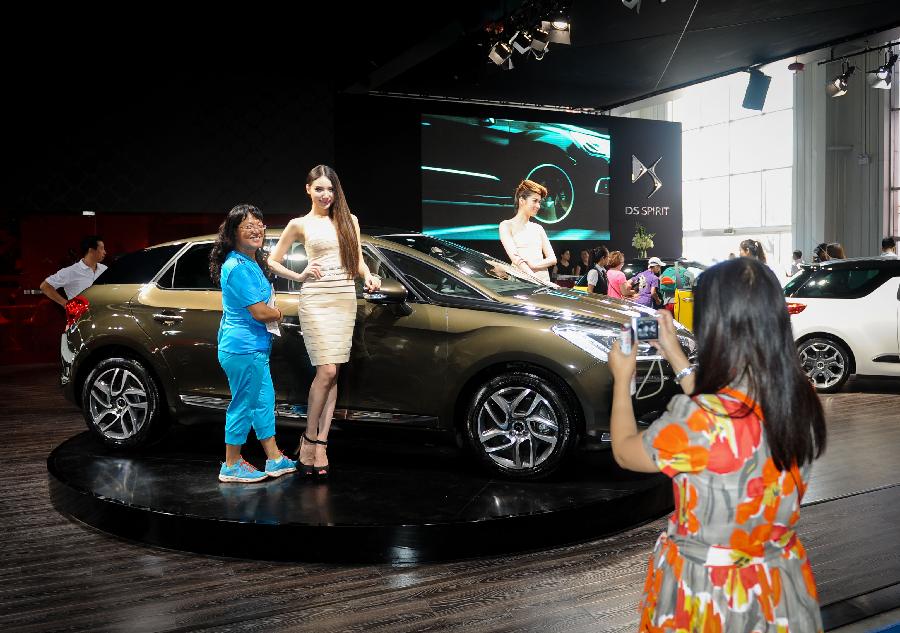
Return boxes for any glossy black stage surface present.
[48,426,673,564]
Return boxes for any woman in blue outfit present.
[209,204,297,483]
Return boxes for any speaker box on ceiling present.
[742,70,771,111]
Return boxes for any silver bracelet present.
[674,364,697,384]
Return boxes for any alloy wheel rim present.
[88,368,149,440]
[799,342,846,389]
[477,386,559,470]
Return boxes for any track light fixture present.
[489,41,514,69]
[867,50,897,90]
[826,61,855,98]
[485,1,571,68]
[511,30,533,54]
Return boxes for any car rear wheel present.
[465,371,577,480]
[798,337,851,393]
[81,357,167,447]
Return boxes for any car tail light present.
[65,295,90,329]
[786,302,806,315]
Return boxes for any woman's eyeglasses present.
[239,224,266,234]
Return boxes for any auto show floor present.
[3,364,900,632]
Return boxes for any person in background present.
[606,251,631,299]
[629,256,663,307]
[499,179,557,283]
[881,236,897,258]
[608,257,827,632]
[585,246,609,294]
[552,248,576,279]
[825,242,846,259]
[786,250,803,277]
[209,204,296,483]
[812,243,830,263]
[576,249,591,277]
[739,238,767,264]
[40,235,107,307]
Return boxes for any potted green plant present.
[632,223,655,258]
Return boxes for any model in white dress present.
[499,180,557,283]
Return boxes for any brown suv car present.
[61,232,694,479]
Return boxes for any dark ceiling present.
[344,0,900,110]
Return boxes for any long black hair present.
[209,204,273,286]
[691,257,826,469]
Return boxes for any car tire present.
[81,356,167,448]
[797,337,851,394]
[465,371,577,480]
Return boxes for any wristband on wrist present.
[674,364,697,384]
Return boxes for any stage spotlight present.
[742,68,771,111]
[531,28,550,53]
[868,51,897,90]
[826,62,855,97]
[542,13,571,45]
[511,30,533,54]
[489,41,514,67]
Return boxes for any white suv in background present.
[784,257,900,393]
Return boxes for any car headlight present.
[552,324,660,361]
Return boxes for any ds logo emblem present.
[632,155,663,199]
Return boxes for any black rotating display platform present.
[48,425,673,564]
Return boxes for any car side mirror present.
[364,279,408,305]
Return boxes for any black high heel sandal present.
[296,433,316,477]
[312,438,330,479]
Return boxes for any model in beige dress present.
[499,179,556,283]
[268,165,380,478]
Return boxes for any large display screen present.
[421,114,610,241]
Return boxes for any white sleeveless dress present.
[299,217,357,365]
[508,221,551,283]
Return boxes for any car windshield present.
[379,235,546,297]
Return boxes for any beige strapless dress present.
[299,217,357,365]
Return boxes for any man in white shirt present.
[40,235,108,306]
[881,237,897,259]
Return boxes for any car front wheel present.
[798,337,851,393]
[465,371,577,480]
[81,356,167,447]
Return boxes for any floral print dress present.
[639,388,822,633]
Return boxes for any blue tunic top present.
[217,250,272,354]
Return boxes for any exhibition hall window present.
[674,59,794,266]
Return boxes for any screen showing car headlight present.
[552,324,660,361]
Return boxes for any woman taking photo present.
[268,165,380,479]
[499,179,557,283]
[209,204,297,483]
[608,257,827,632]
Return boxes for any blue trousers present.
[218,350,276,446]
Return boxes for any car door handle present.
[153,313,184,323]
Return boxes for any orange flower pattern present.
[638,390,823,632]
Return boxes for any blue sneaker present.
[219,459,268,483]
[265,453,297,478]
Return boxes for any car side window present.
[170,243,217,290]
[267,239,307,293]
[380,250,481,300]
[794,268,883,299]
[355,249,401,299]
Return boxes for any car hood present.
[499,287,658,327]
